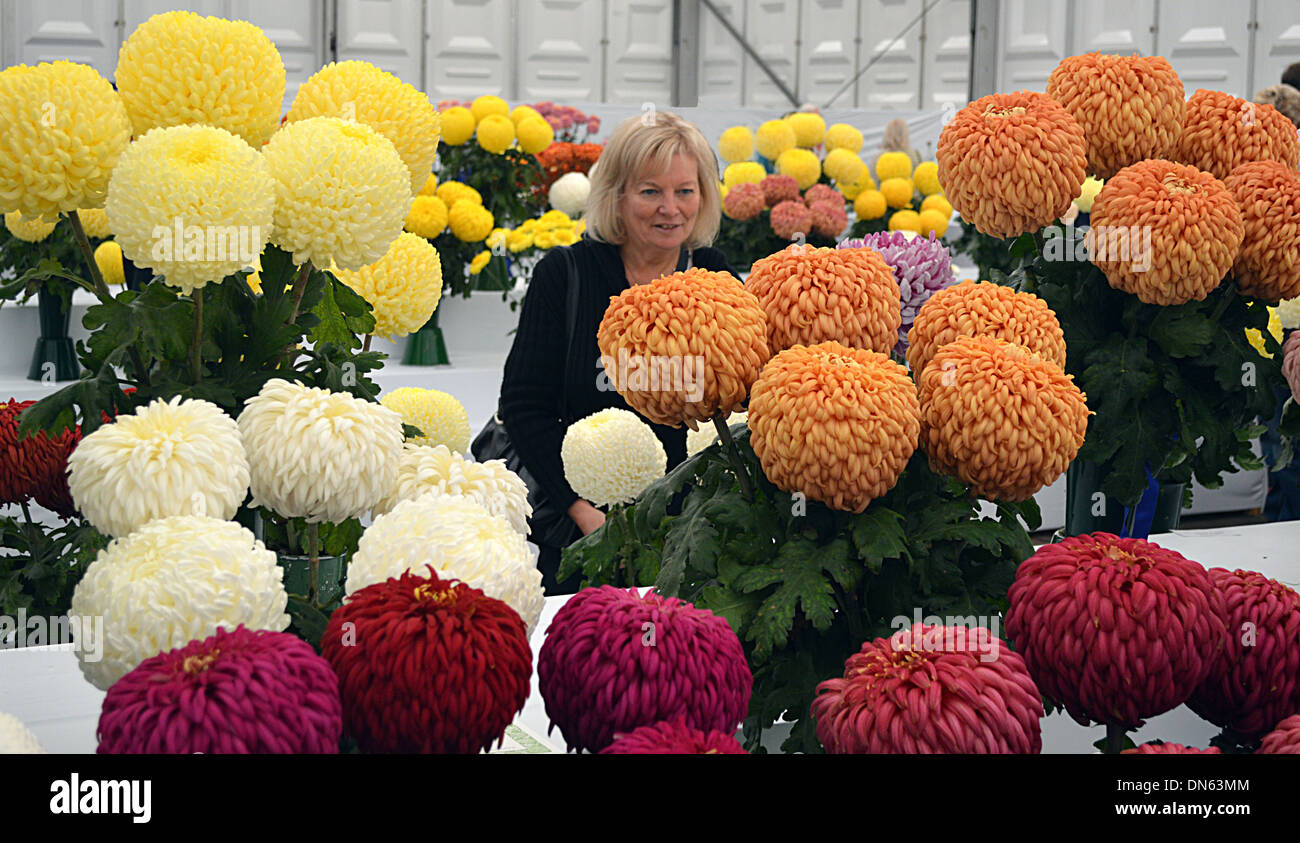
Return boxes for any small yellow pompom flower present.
[507,230,534,252]
[331,232,443,339]
[510,104,543,125]
[825,123,864,152]
[419,173,438,196]
[1245,307,1283,358]
[718,126,755,163]
[517,116,555,155]
[787,112,827,148]
[913,161,942,195]
[876,151,913,181]
[94,240,125,286]
[435,181,483,211]
[440,106,476,145]
[841,170,877,201]
[1074,176,1104,213]
[404,195,449,239]
[553,228,579,246]
[470,250,492,274]
[917,209,950,238]
[381,387,472,454]
[777,148,821,190]
[723,161,767,188]
[889,210,922,233]
[476,114,516,154]
[534,231,557,250]
[4,211,57,243]
[471,95,510,122]
[77,208,111,239]
[880,177,915,208]
[756,119,797,160]
[823,148,868,186]
[449,202,495,242]
[486,228,508,251]
[854,190,888,220]
[920,194,953,218]
[562,409,667,507]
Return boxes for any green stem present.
[66,210,111,301]
[190,287,203,385]
[306,522,321,606]
[1211,279,1237,323]
[281,262,314,367]
[712,411,754,501]
[363,333,372,353]
[19,499,35,530]
[1105,722,1127,755]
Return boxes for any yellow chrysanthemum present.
[913,161,942,195]
[562,409,667,507]
[471,95,510,122]
[332,232,442,339]
[876,151,913,181]
[449,201,494,242]
[553,228,580,246]
[1074,176,1104,213]
[440,106,476,146]
[94,240,125,286]
[0,61,131,218]
[920,194,953,218]
[517,116,555,155]
[686,411,749,456]
[371,443,532,536]
[756,119,797,160]
[823,148,868,186]
[510,104,543,126]
[77,208,111,239]
[470,250,492,274]
[1245,307,1283,358]
[888,210,922,233]
[114,12,284,147]
[486,228,508,252]
[776,148,821,190]
[842,170,877,201]
[534,231,557,250]
[916,209,949,238]
[286,60,440,195]
[507,230,534,252]
[262,117,411,271]
[404,194,449,239]
[537,209,573,230]
[724,161,767,188]
[476,114,515,155]
[419,173,438,196]
[435,180,483,211]
[880,177,915,209]
[1278,297,1300,331]
[381,387,471,453]
[718,126,755,163]
[854,190,888,221]
[106,125,275,294]
[787,112,827,148]
[825,123,864,153]
[3,211,56,243]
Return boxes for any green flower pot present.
[277,553,347,607]
[1060,459,1184,540]
[402,305,449,365]
[27,286,79,382]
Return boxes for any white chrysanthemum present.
[549,172,591,218]
[69,515,288,691]
[379,387,470,453]
[0,712,45,754]
[685,411,749,456]
[238,378,403,523]
[561,408,667,506]
[67,396,250,538]
[346,493,544,634]
[372,443,531,533]
[1279,297,1300,331]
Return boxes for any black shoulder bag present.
[470,246,584,549]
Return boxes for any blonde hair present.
[586,110,721,249]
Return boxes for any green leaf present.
[849,507,908,572]
[738,535,850,658]
[1147,307,1217,358]
[697,586,761,639]
[309,275,375,350]
[654,478,728,596]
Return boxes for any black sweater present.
[499,237,737,518]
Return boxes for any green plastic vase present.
[402,304,449,365]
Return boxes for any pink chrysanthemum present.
[803,183,842,208]
[1122,742,1221,755]
[809,199,848,239]
[1258,713,1300,754]
[760,174,800,207]
[842,231,955,356]
[1285,332,1300,401]
[723,182,765,221]
[769,199,813,241]
[599,719,747,754]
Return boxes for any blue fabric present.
[1120,467,1161,539]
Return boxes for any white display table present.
[1,521,1296,754]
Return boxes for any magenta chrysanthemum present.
[1122,742,1221,755]
[537,586,751,753]
[97,626,341,754]
[1005,533,1227,729]
[1258,714,1300,754]
[811,623,1043,753]
[841,231,956,355]
[599,718,747,754]
[723,182,764,221]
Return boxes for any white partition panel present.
[14,0,120,77]
[1156,0,1250,95]
[605,0,674,104]
[231,1,325,108]
[1253,0,1300,96]
[997,0,1068,92]
[856,0,923,110]
[742,0,799,108]
[921,0,971,111]
[1070,0,1154,57]
[335,0,423,85]
[426,0,513,100]
[798,0,858,108]
[518,0,605,101]
[698,0,746,106]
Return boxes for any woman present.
[497,110,735,594]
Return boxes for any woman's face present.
[620,152,700,254]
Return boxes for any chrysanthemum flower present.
[0,712,45,754]
[263,117,411,270]
[67,396,249,538]
[548,172,590,217]
[718,126,754,163]
[106,125,275,294]
[539,586,751,753]
[1258,714,1300,754]
[372,443,531,534]
[1224,160,1300,302]
[114,12,284,147]
[510,104,543,125]
[1046,53,1185,179]
[920,194,953,218]
[3,211,56,242]
[469,250,492,274]
[435,180,482,211]
[1285,333,1300,401]
[1122,743,1221,755]
[1176,89,1300,180]
[722,182,765,221]
[723,161,766,188]
[802,183,840,208]
[821,148,865,187]
[600,719,748,754]
[449,201,494,242]
[323,570,532,754]
[237,378,403,523]
[746,244,901,355]
[748,342,919,512]
[854,189,887,220]
[1245,307,1282,358]
[918,336,1088,501]
[760,174,800,207]
[77,207,111,239]
[812,623,1043,753]
[561,408,666,506]
[916,209,949,238]
[471,94,509,122]
[685,411,747,456]
[404,194,449,239]
[98,626,341,754]
[476,114,516,155]
[847,231,955,356]
[937,91,1088,238]
[768,199,813,241]
[786,112,826,148]
[776,148,821,190]
[1185,568,1300,739]
[825,123,863,153]
[906,280,1066,377]
[287,60,439,194]
[331,232,442,339]
[1007,533,1227,729]
[439,106,476,145]
[912,160,943,195]
[875,151,913,181]
[418,173,438,196]
[1282,298,1300,331]
[888,210,922,233]
[1075,176,1104,212]
[70,515,288,690]
[879,177,914,208]
[755,119,796,160]
[1087,159,1243,306]
[841,169,877,200]
[517,116,555,155]
[809,199,848,239]
[597,268,768,429]
[380,386,469,452]
[0,399,77,513]
[0,61,131,218]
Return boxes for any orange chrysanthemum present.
[749,342,920,513]
[905,280,1065,379]
[1224,161,1300,303]
[1046,53,1185,179]
[1087,159,1243,306]
[936,91,1087,238]
[597,268,769,430]
[918,336,1088,501]
[1176,89,1300,181]
[745,245,900,356]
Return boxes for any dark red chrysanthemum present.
[760,174,800,207]
[0,398,79,516]
[811,623,1043,753]
[599,718,747,754]
[1005,533,1228,729]
[97,625,341,753]
[538,585,751,753]
[1122,742,1221,755]
[1257,713,1300,754]
[1186,568,1300,738]
[322,568,531,754]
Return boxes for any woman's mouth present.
[654,223,681,232]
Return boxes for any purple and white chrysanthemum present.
[840,231,955,356]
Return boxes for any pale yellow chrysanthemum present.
[115,12,284,147]
[237,378,404,523]
[371,443,532,534]
[449,201,495,242]
[686,411,749,456]
[404,194,449,239]
[549,172,590,217]
[0,61,131,218]
[286,60,441,195]
[823,148,868,186]
[756,119,797,160]
[435,181,483,211]
[346,492,543,634]
[3,211,56,242]
[0,712,45,754]
[67,396,251,538]
[777,148,821,190]
[94,240,125,286]
[332,232,442,339]
[440,106,476,145]
[262,117,411,271]
[471,95,510,122]
[825,123,864,153]
[517,116,555,155]
[510,104,543,125]
[477,114,516,154]
[718,126,756,163]
[787,112,826,148]
[724,161,767,188]
[1246,307,1283,358]
[470,250,492,274]
[77,207,111,239]
[69,515,288,691]
[1075,176,1105,213]
[1279,297,1300,331]
[418,173,438,196]
[380,386,471,453]
[106,125,275,294]
[561,408,667,507]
